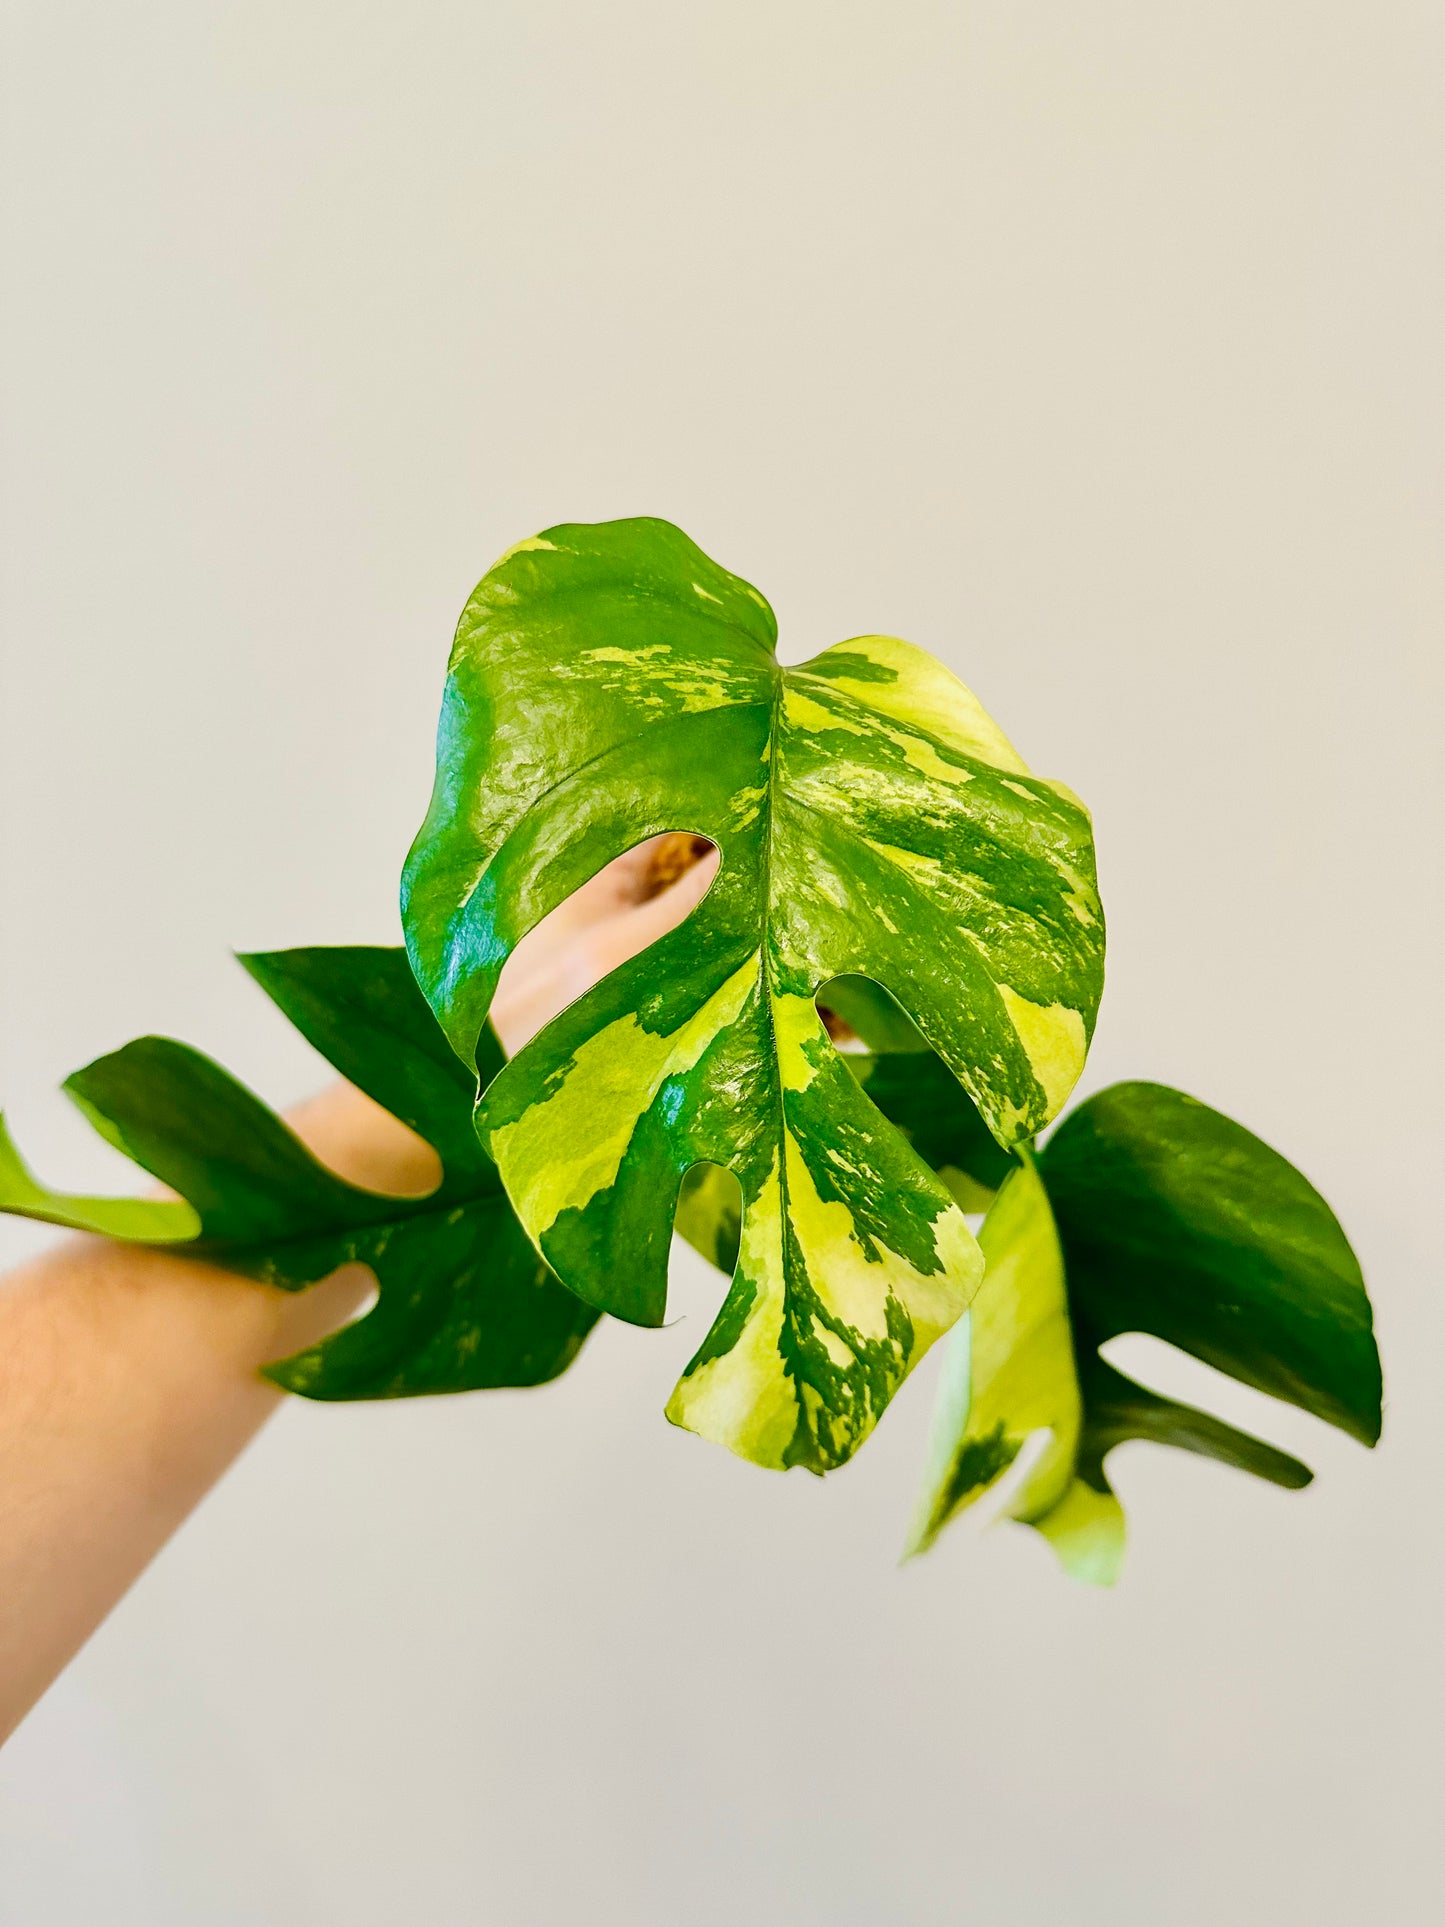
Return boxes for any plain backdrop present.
[1,5,1441,1924]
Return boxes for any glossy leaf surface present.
[403,517,1104,1472]
[0,948,597,1399]
[1040,1081,1382,1447]
[844,1061,1377,1580]
[905,1154,1081,1558]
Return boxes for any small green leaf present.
[0,948,598,1400]
[65,1036,382,1250]
[1039,1081,1382,1447]
[403,517,1105,1471]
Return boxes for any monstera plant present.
[0,518,1381,1581]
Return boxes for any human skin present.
[0,837,718,1743]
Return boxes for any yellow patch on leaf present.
[491,952,759,1240]
[996,986,1087,1120]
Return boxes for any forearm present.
[0,1086,419,1741]
[0,833,715,1742]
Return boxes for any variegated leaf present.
[903,1154,1085,1562]
[403,517,1105,1472]
[897,1152,1133,1586]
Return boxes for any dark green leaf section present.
[0,948,597,1400]
[847,1051,1018,1203]
[239,945,502,1174]
[65,1037,381,1253]
[1040,1081,1382,1448]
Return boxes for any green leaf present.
[0,948,598,1400]
[904,1078,1374,1584]
[1039,1081,1382,1447]
[402,517,1105,1473]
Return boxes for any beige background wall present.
[1,5,1441,1922]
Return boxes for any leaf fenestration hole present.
[492,833,720,1055]
[1099,1333,1319,1457]
[673,1159,744,1283]
[287,1084,443,1200]
[814,975,929,1055]
[267,1261,380,1359]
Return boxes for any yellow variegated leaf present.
[904,1154,1085,1558]
[403,518,1105,1472]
